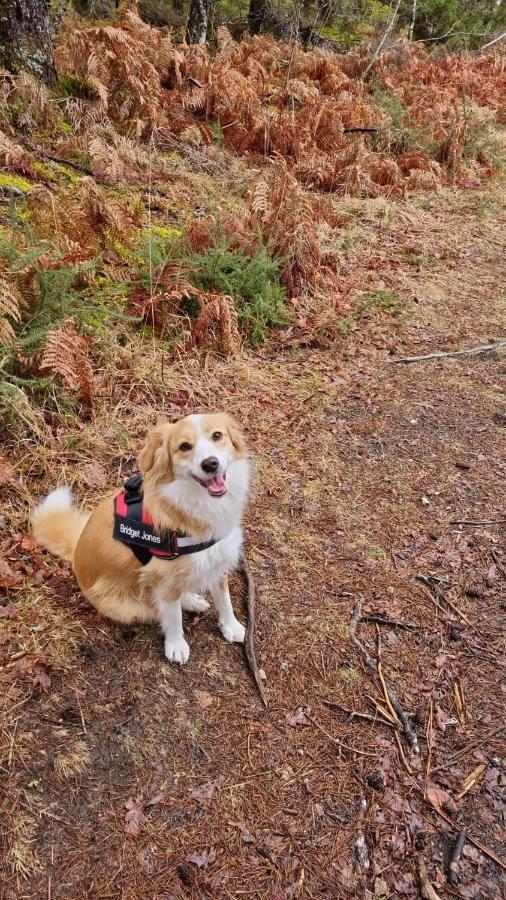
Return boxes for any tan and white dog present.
[32,413,249,664]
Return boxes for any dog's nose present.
[201,456,219,474]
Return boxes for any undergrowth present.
[184,243,289,345]
[0,8,503,430]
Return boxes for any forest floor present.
[1,180,505,899]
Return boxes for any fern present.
[39,319,94,410]
[0,275,24,344]
[191,292,241,357]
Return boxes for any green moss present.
[0,172,33,192]
[150,224,183,240]
[338,666,361,685]
[356,289,409,318]
[54,164,82,185]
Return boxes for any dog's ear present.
[138,423,173,476]
[225,415,247,457]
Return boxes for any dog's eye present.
[179,442,193,452]
[212,431,223,442]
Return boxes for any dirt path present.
[1,188,505,899]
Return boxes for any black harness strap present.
[122,474,152,565]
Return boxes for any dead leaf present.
[228,820,255,843]
[190,775,224,804]
[425,786,453,814]
[0,603,20,618]
[187,847,216,869]
[286,706,311,727]
[0,558,23,590]
[0,456,21,488]
[20,534,37,552]
[125,795,146,837]
[146,790,166,807]
[434,706,447,733]
[82,463,108,489]
[32,662,51,691]
[374,876,390,897]
[194,690,213,709]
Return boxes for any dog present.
[32,413,249,664]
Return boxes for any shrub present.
[185,243,289,345]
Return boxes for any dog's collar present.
[113,473,219,566]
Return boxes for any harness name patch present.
[113,513,174,554]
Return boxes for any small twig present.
[350,601,420,753]
[450,518,506,526]
[425,698,434,789]
[418,857,441,900]
[366,694,397,724]
[431,724,505,774]
[321,700,398,729]
[305,713,379,758]
[491,549,506,580]
[361,614,420,630]
[392,341,506,364]
[415,575,471,626]
[481,30,506,51]
[376,628,401,726]
[456,763,486,800]
[448,828,467,884]
[394,730,413,775]
[239,551,267,708]
[425,796,506,872]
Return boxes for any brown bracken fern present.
[39,318,94,409]
[0,275,24,344]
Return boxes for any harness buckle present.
[124,472,144,505]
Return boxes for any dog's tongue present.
[206,473,227,496]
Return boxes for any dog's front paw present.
[181,593,210,613]
[165,636,190,664]
[220,617,246,643]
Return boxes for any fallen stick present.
[425,795,506,872]
[321,699,398,729]
[448,828,467,884]
[349,601,419,753]
[418,857,441,900]
[239,551,268,708]
[361,613,420,630]
[450,518,506,527]
[343,126,379,134]
[392,341,506,364]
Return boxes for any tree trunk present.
[249,0,268,35]
[186,0,209,44]
[0,0,56,83]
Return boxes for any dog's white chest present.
[188,526,243,591]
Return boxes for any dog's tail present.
[31,487,89,564]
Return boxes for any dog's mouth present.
[193,473,227,497]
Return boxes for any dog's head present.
[139,413,247,499]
